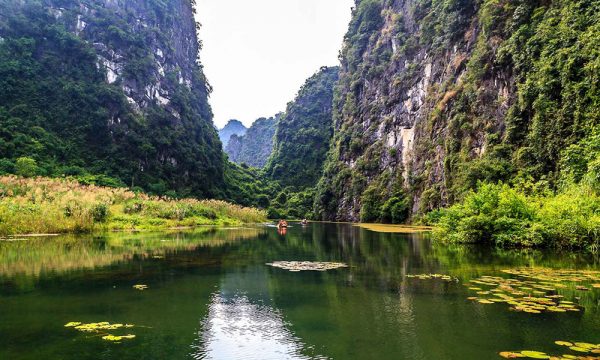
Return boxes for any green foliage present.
[427,181,600,250]
[499,0,600,178]
[265,67,339,188]
[0,176,266,236]
[358,179,409,224]
[91,203,110,223]
[15,157,39,177]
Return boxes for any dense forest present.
[265,67,339,188]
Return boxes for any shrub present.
[15,157,39,177]
[91,203,110,223]
[429,181,600,250]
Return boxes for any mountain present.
[314,0,600,222]
[225,116,278,168]
[0,0,224,197]
[265,66,339,188]
[218,119,247,147]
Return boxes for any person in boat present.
[301,219,308,225]
[277,219,288,228]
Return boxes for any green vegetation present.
[0,176,266,236]
[221,67,339,220]
[315,0,600,237]
[426,181,600,250]
[0,0,225,199]
[426,126,600,250]
[265,67,338,188]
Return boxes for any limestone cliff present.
[0,0,224,196]
[315,0,599,221]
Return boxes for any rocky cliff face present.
[225,116,277,168]
[315,0,599,221]
[0,0,224,196]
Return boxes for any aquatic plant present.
[266,261,348,272]
[64,321,136,343]
[405,273,457,282]
[500,339,600,359]
[465,268,600,314]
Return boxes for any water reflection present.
[0,227,265,278]
[193,268,328,360]
[195,294,326,360]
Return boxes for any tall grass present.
[0,176,266,236]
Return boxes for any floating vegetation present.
[64,321,136,343]
[356,224,433,233]
[405,273,458,282]
[464,268,599,314]
[133,284,148,291]
[102,334,136,342]
[500,339,600,359]
[266,261,348,272]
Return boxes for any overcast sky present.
[195,0,354,129]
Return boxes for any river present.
[1,223,600,359]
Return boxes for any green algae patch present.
[356,224,433,233]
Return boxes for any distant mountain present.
[225,116,278,168]
[219,120,247,147]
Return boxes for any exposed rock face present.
[225,116,277,168]
[0,0,224,196]
[315,0,599,221]
[219,120,247,147]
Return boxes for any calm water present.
[1,223,600,360]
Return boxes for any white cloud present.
[195,0,353,128]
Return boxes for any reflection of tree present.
[0,227,265,279]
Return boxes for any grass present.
[0,176,267,236]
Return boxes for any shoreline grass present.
[0,176,267,236]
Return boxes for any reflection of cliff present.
[0,227,265,277]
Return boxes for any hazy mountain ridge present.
[218,119,247,147]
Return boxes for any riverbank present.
[0,176,267,236]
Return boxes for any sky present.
[195,0,354,129]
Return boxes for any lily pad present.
[519,350,550,359]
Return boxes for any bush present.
[91,203,110,223]
[428,182,600,250]
[15,157,39,177]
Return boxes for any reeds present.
[0,176,267,236]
